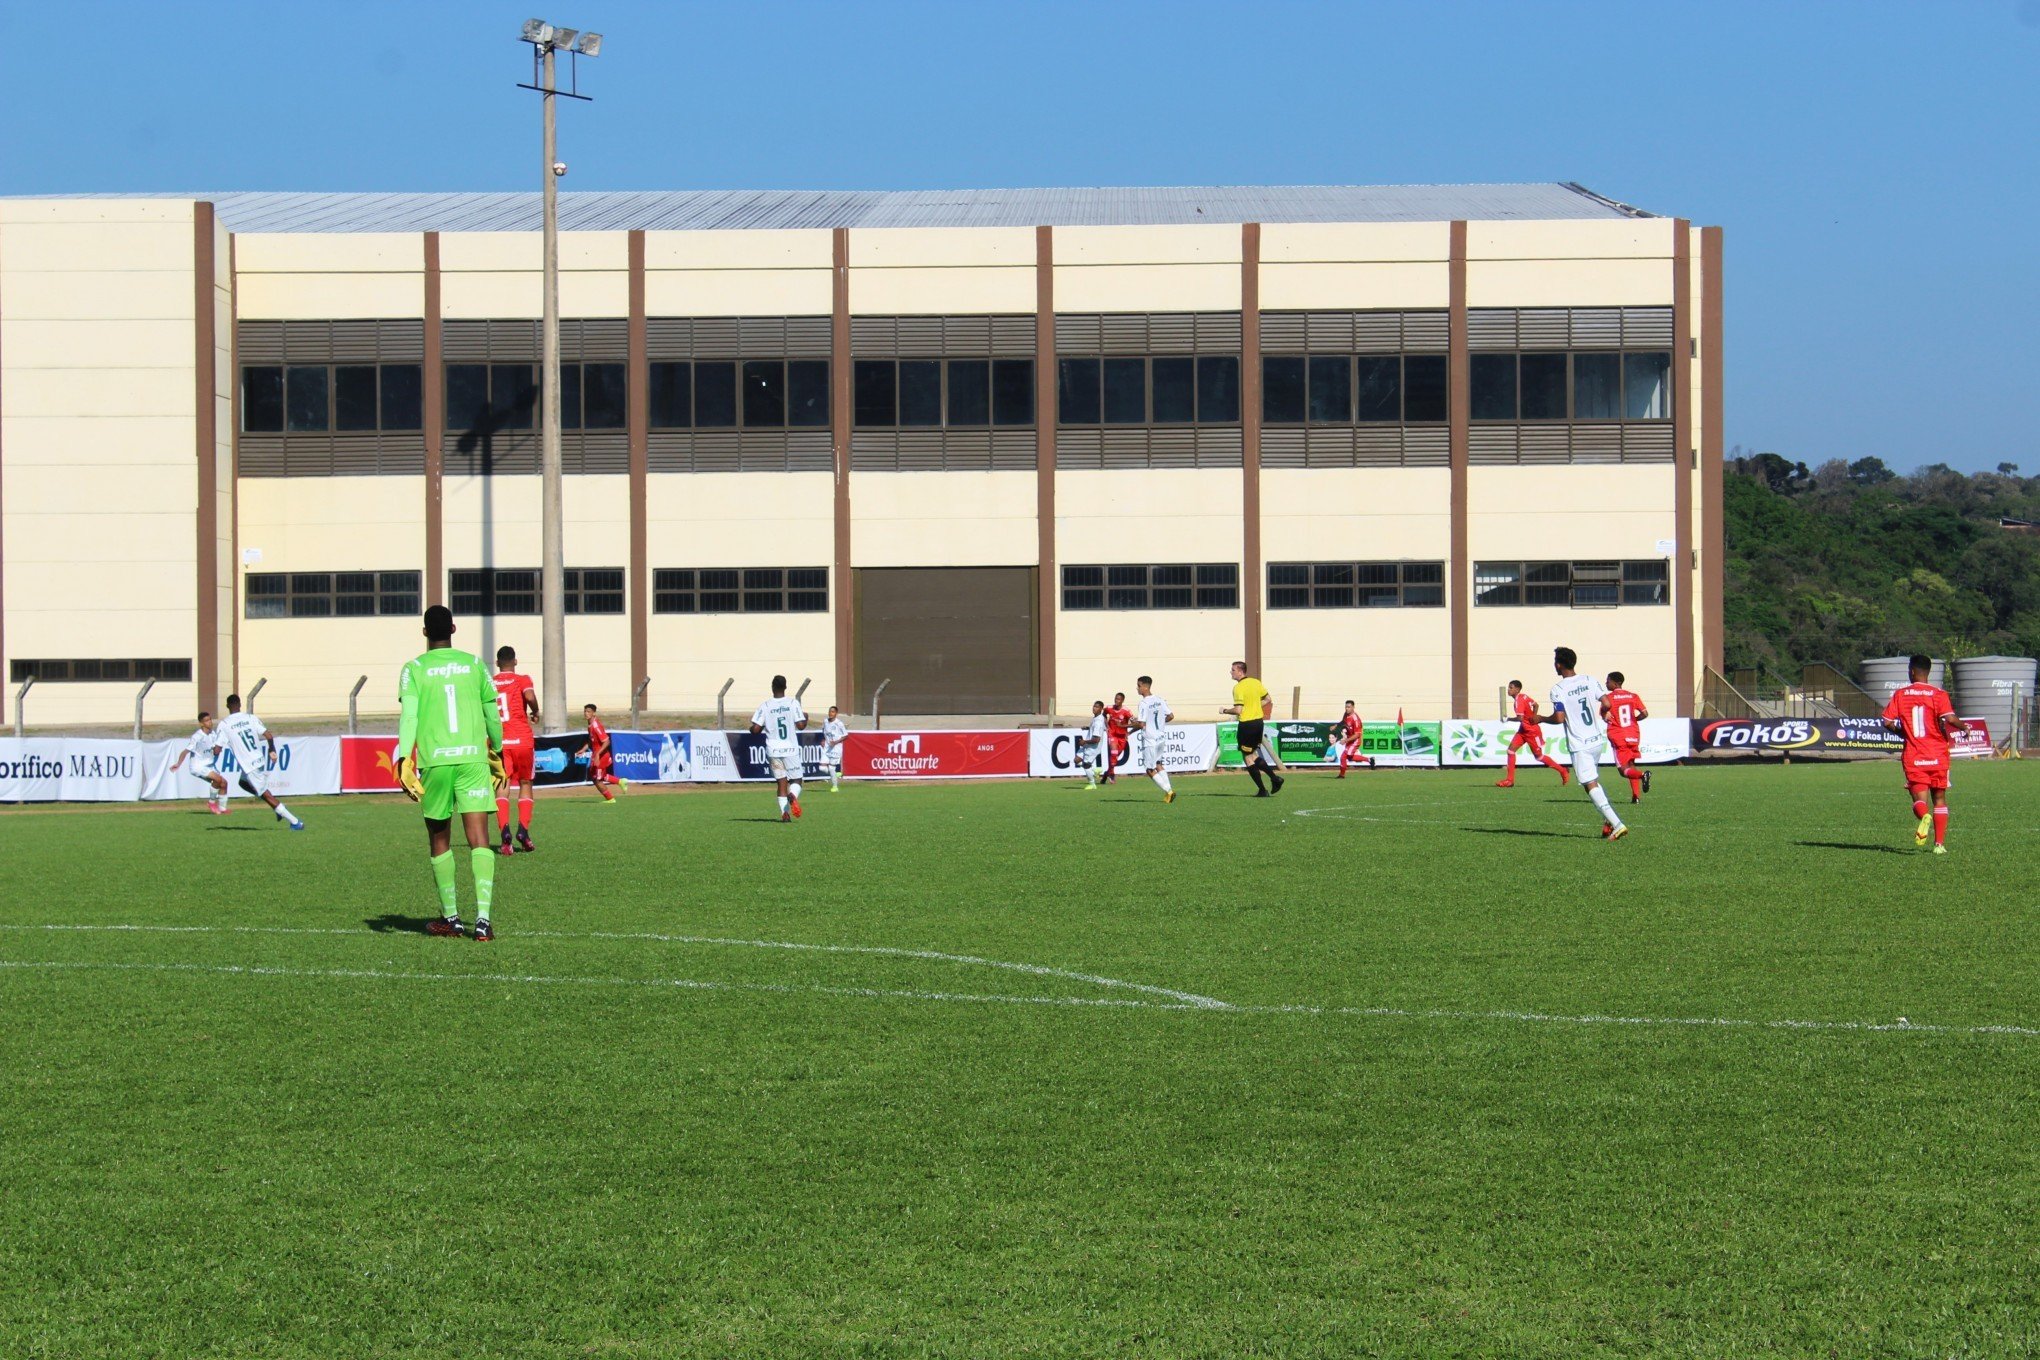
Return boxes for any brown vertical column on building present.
[1240,223,1263,676]
[1034,225,1056,711]
[627,230,649,698]
[831,228,854,706]
[1671,220,1695,714]
[193,202,220,710]
[1700,227,1726,675]
[422,232,444,607]
[228,233,240,693]
[1447,220,1470,719]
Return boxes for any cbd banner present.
[1441,718,1690,767]
[1692,716,1993,757]
[1027,725,1221,777]
[1215,720,1440,768]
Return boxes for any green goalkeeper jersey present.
[396,647,503,768]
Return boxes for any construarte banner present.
[1441,718,1689,767]
[1216,719,1441,768]
[1028,725,1221,777]
[1691,716,1994,757]
[843,730,1030,779]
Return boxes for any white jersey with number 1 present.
[1549,673,1608,754]
[751,697,806,758]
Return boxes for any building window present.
[1466,351,1674,423]
[448,568,623,616]
[853,359,1033,429]
[652,567,828,614]
[1061,357,1240,427]
[1267,561,1444,609]
[443,364,539,432]
[245,571,421,619]
[243,364,425,434]
[560,363,628,430]
[1474,560,1670,608]
[1262,355,1447,425]
[10,658,194,684]
[1061,563,1238,611]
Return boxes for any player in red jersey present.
[1880,653,1969,853]
[1496,679,1568,788]
[1103,692,1134,785]
[1334,700,1372,777]
[581,703,627,802]
[1600,672,1651,803]
[491,645,541,853]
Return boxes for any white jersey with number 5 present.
[752,697,806,758]
[1548,673,1607,753]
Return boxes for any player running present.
[1131,676,1177,803]
[169,711,229,813]
[581,704,627,802]
[492,645,540,853]
[822,704,848,791]
[1496,679,1569,788]
[1334,700,1372,777]
[1880,653,1969,854]
[1103,692,1133,785]
[1082,700,1108,789]
[1223,661,1284,796]
[214,695,304,830]
[1601,672,1651,803]
[749,675,808,821]
[1537,647,1626,841]
[394,606,505,939]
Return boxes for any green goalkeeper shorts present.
[421,762,495,821]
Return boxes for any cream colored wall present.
[1054,469,1243,562]
[1260,222,1451,310]
[1260,468,1450,561]
[851,472,1036,567]
[440,230,629,318]
[848,227,1035,314]
[1,199,200,726]
[1469,610,1675,723]
[1053,224,1242,312]
[234,232,424,319]
[1468,465,1673,562]
[1055,611,1242,722]
[1465,218,1676,308]
[643,229,832,317]
[650,614,837,715]
[1263,610,1451,719]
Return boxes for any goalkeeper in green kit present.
[395,605,507,940]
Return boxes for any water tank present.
[1860,656,1945,706]
[1952,656,2037,748]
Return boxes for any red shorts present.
[500,736,535,783]
[1509,728,1545,755]
[590,753,613,780]
[1108,737,1128,757]
[1906,762,1950,792]
[1612,739,1640,769]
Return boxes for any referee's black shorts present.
[1237,719,1265,754]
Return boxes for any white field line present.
[3,924,2038,1040]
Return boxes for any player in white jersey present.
[1536,647,1626,841]
[168,711,229,814]
[214,694,305,830]
[1083,700,1109,789]
[1131,676,1177,804]
[822,705,849,792]
[748,674,808,823]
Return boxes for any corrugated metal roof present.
[8,183,1655,233]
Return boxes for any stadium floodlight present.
[551,26,578,50]
[520,18,553,44]
[575,31,602,56]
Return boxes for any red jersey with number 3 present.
[1882,682,1954,772]
[1604,688,1644,745]
[493,671,536,742]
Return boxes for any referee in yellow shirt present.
[1223,660,1285,797]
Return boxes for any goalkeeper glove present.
[395,754,424,803]
[487,747,506,793]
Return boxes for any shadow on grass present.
[1461,826,1581,840]
[1794,840,1917,857]
[364,914,439,934]
[205,825,269,832]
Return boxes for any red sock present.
[1933,806,1948,845]
[596,781,614,801]
[1545,756,1565,775]
[496,797,511,830]
[1911,795,1929,819]
[1339,747,1349,774]
[1628,772,1643,799]
[1504,751,1518,777]
[518,798,533,829]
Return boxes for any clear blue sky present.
[7,1,2035,474]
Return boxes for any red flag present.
[1396,706,1404,729]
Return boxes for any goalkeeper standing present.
[395,605,506,940]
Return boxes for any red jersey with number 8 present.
[1882,682,1954,772]
[1604,688,1644,745]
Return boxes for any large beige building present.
[0,185,1724,727]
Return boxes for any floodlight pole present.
[538,40,568,735]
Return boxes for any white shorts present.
[768,752,802,779]
[1131,731,1159,770]
[825,748,843,769]
[187,762,220,785]
[1570,740,1605,787]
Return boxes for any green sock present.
[430,851,458,918]
[470,847,496,922]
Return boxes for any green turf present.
[4,762,2039,1358]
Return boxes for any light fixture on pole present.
[516,19,601,735]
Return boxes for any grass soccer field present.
[4,761,2039,1358]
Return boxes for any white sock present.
[1588,785,1622,828]
[778,795,789,813]
[1154,770,1172,794]
[789,781,802,800]
[831,771,840,790]
[274,802,294,823]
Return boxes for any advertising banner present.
[3,735,342,803]
[718,730,832,782]
[193,735,341,801]
[340,736,403,793]
[843,730,1029,779]
[1028,724,1221,778]
[1952,719,1994,758]
[1691,716,1994,757]
[608,730,694,783]
[1441,718,1689,767]
[1216,719,1440,768]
